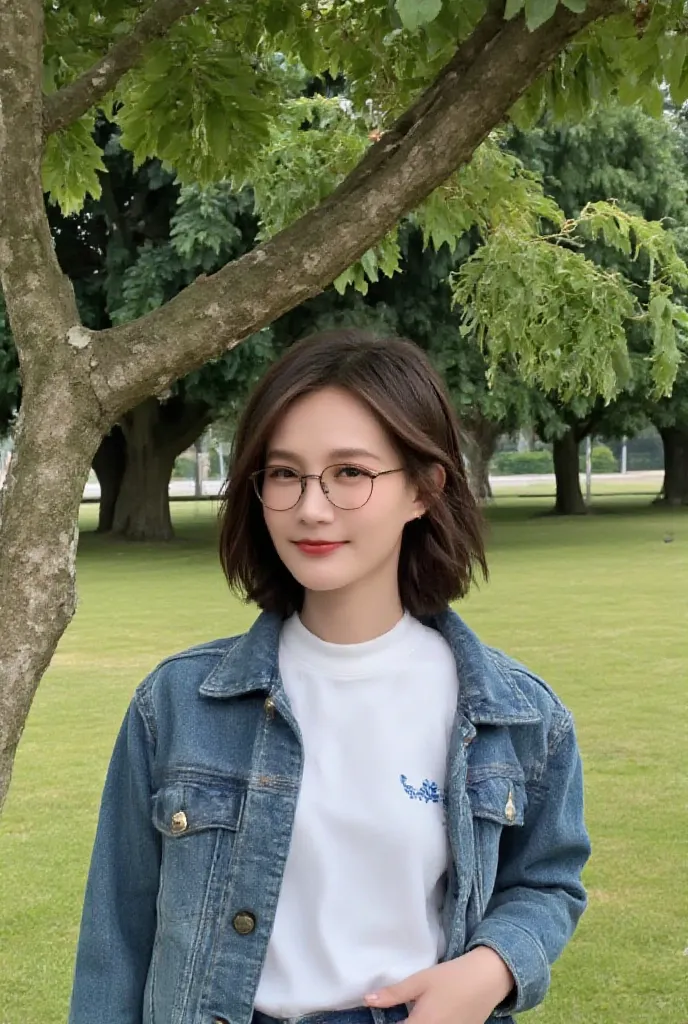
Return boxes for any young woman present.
[69,329,590,1024]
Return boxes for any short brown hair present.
[219,329,487,618]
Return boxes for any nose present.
[297,476,335,523]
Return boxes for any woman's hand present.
[363,947,514,1024]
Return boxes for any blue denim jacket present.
[68,608,590,1024]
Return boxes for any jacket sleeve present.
[68,691,161,1024]
[465,714,591,1016]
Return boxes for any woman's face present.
[261,386,425,601]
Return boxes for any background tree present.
[506,102,688,512]
[5,0,688,811]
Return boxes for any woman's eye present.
[334,465,369,479]
[267,466,299,480]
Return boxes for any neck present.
[300,582,405,644]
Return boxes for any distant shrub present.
[491,450,554,475]
[172,455,195,479]
[580,444,618,473]
[492,443,619,476]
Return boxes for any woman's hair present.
[219,329,487,618]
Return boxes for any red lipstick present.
[294,541,346,556]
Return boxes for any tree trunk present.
[463,416,500,502]
[0,1,106,812]
[92,427,126,532]
[656,426,688,506]
[0,402,102,811]
[110,396,210,541]
[112,442,176,541]
[553,430,587,515]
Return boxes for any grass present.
[1,494,686,1024]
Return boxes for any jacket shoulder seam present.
[132,686,158,749]
[154,638,240,670]
[134,636,244,739]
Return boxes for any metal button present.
[170,810,188,834]
[212,1017,229,1024]
[505,790,516,822]
[264,696,276,718]
[232,911,256,935]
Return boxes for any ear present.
[431,462,446,490]
[410,463,446,519]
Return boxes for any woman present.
[69,329,590,1024]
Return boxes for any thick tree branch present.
[88,0,623,423]
[0,0,104,810]
[43,0,208,137]
[333,0,508,199]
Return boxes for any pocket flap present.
[467,775,525,827]
[152,777,245,838]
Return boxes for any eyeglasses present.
[251,464,405,511]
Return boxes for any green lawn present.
[1,496,686,1024]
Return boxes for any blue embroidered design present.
[400,774,445,804]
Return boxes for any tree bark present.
[553,430,587,515]
[0,1,106,810]
[92,427,126,533]
[656,426,688,506]
[110,396,211,541]
[462,415,501,502]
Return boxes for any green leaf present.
[395,0,443,33]
[665,37,688,105]
[640,84,664,119]
[561,0,586,12]
[504,0,526,19]
[42,116,105,215]
[524,0,559,32]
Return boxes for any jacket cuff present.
[465,918,551,1015]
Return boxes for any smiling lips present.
[294,540,347,556]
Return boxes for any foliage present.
[492,449,555,474]
[579,443,619,472]
[33,0,688,402]
[42,116,106,215]
[171,455,195,479]
[453,199,688,403]
[505,103,688,452]
[493,439,618,474]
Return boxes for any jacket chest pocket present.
[466,769,526,918]
[152,775,246,922]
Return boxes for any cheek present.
[358,492,413,539]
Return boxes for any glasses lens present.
[322,465,374,510]
[254,468,302,511]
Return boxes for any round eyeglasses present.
[251,464,404,512]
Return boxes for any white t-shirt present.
[254,612,459,1016]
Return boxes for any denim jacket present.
[68,608,590,1024]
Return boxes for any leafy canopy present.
[38,0,688,400]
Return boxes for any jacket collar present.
[199,607,541,727]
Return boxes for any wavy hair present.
[219,329,488,617]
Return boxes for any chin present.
[293,572,353,593]
[284,562,354,594]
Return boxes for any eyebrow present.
[266,447,382,463]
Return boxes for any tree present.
[4,0,688,812]
[507,102,688,512]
